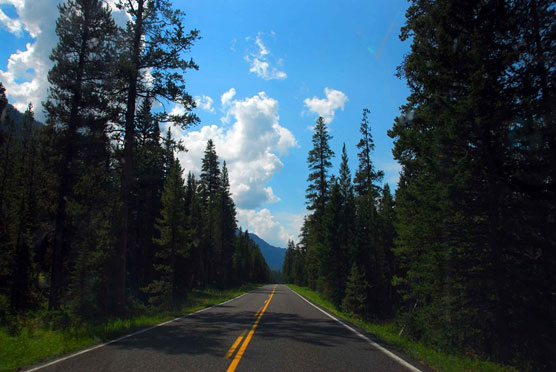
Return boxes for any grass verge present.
[0,284,260,372]
[287,284,518,372]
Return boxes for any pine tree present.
[145,156,188,307]
[319,181,345,306]
[44,0,118,310]
[217,161,237,285]
[129,97,165,298]
[199,139,221,284]
[0,83,6,119]
[0,83,15,235]
[200,139,221,205]
[0,85,14,300]
[184,172,204,287]
[115,0,200,307]
[390,0,556,367]
[377,183,396,316]
[306,117,334,213]
[350,109,385,317]
[353,108,383,198]
[282,240,295,283]
[304,117,334,290]
[8,105,38,310]
[342,263,368,319]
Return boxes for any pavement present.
[25,284,431,372]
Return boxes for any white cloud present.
[0,0,127,121]
[0,0,63,119]
[379,161,402,187]
[236,209,306,247]
[245,32,287,81]
[194,95,214,113]
[237,208,296,247]
[303,87,348,124]
[0,8,23,35]
[221,88,236,106]
[169,90,297,211]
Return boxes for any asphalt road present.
[26,284,429,372]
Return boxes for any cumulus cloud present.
[194,95,215,113]
[0,0,127,121]
[221,88,236,106]
[0,0,63,118]
[169,89,297,212]
[245,32,287,81]
[303,87,348,124]
[0,8,23,35]
[237,208,300,247]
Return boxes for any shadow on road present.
[109,287,360,357]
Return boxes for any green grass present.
[0,284,260,372]
[287,284,519,372]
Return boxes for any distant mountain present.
[248,233,286,271]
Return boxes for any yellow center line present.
[226,285,276,372]
[254,294,270,317]
[226,330,247,359]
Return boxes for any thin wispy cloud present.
[245,32,287,81]
[376,21,395,61]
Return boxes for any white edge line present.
[25,291,250,372]
[287,286,423,372]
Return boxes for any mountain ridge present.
[248,233,285,271]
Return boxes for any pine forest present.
[0,0,555,371]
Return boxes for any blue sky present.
[0,0,411,247]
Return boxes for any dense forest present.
[0,0,270,322]
[1,0,555,370]
[283,0,555,370]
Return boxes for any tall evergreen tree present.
[353,108,383,198]
[115,0,200,307]
[0,83,15,230]
[128,97,165,298]
[199,139,221,205]
[44,0,118,310]
[319,181,345,306]
[7,105,38,310]
[144,155,187,307]
[304,117,334,289]
[217,161,237,284]
[319,144,355,306]
[183,172,204,287]
[282,240,295,284]
[377,183,396,316]
[390,0,556,367]
[306,117,334,213]
[199,139,221,284]
[350,109,386,317]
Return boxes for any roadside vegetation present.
[0,284,260,372]
[1,2,271,371]
[288,285,518,372]
[283,1,555,371]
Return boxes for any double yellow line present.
[226,285,276,372]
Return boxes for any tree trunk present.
[48,11,90,309]
[117,0,144,310]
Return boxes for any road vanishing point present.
[26,285,429,372]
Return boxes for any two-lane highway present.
[26,285,428,372]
